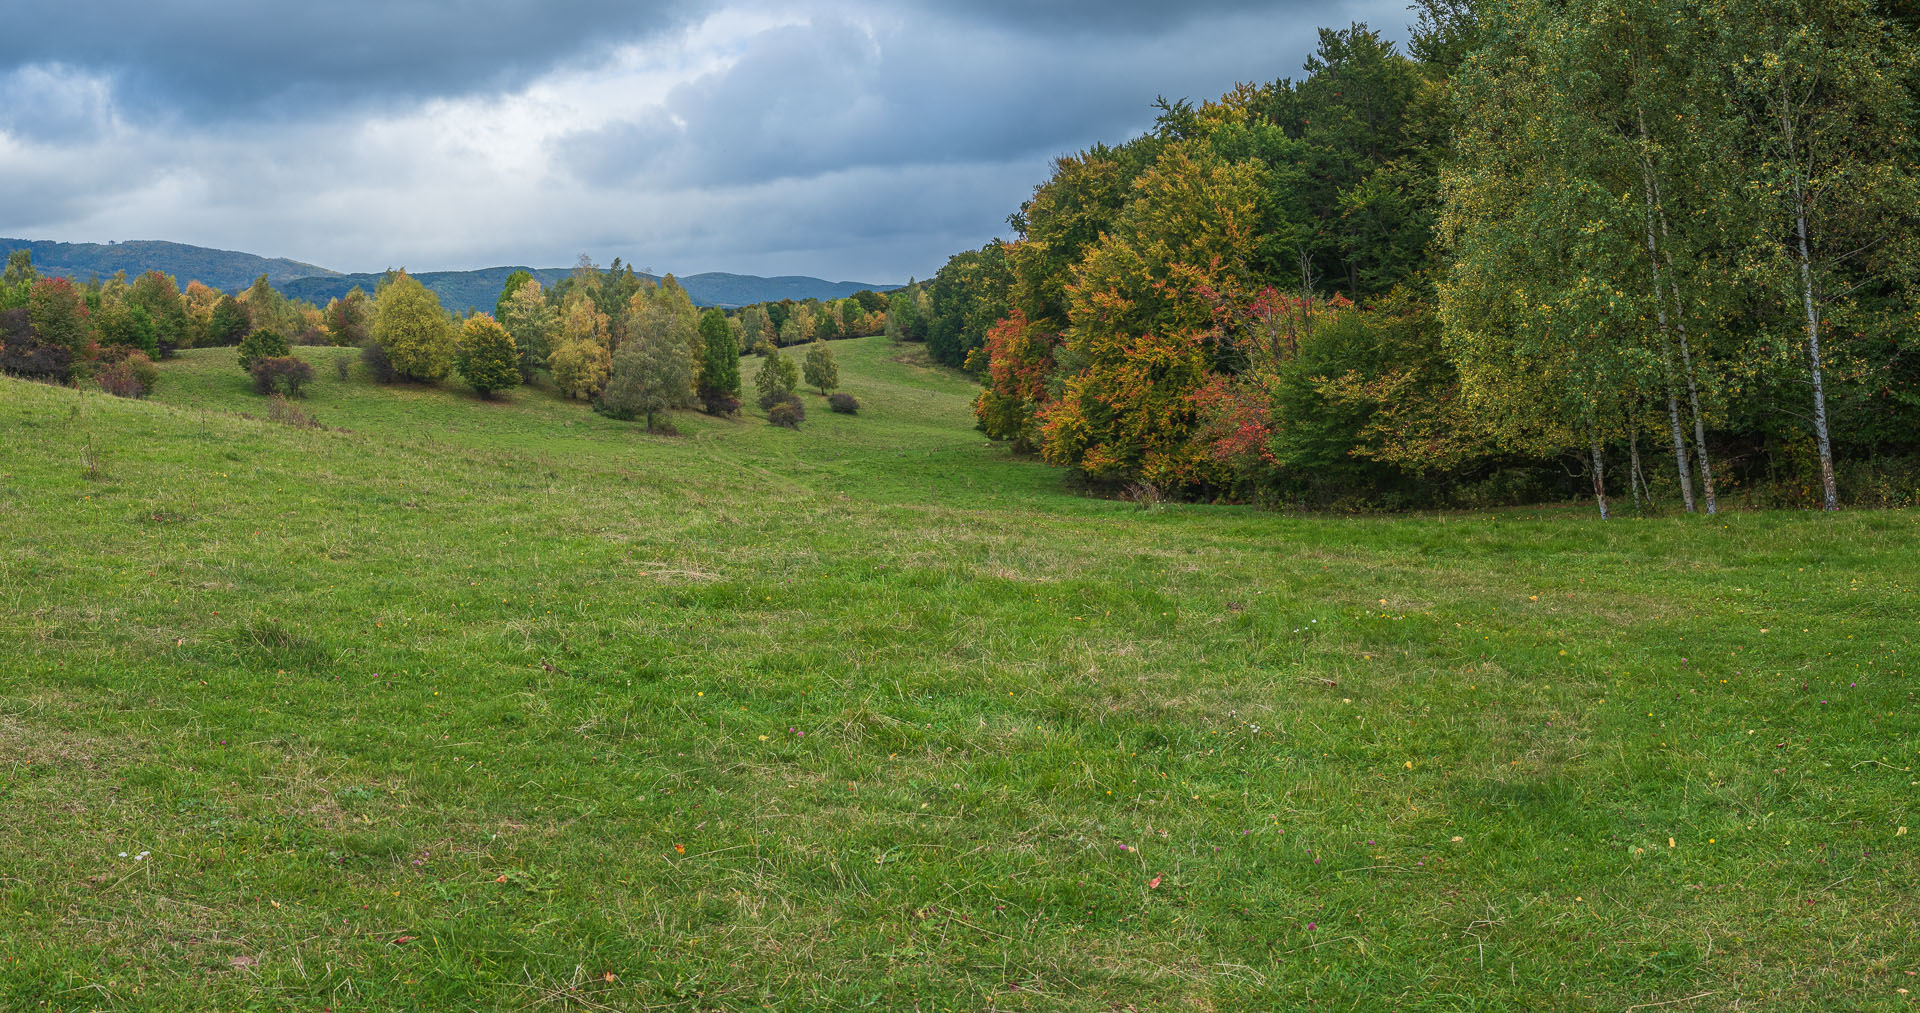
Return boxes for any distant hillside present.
[0,238,338,292]
[284,268,894,312]
[1,237,896,312]
[280,268,575,315]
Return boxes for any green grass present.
[3,336,1917,1011]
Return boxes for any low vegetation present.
[1,335,1914,1010]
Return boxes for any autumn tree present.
[325,288,372,347]
[372,271,457,382]
[28,277,89,352]
[455,314,522,398]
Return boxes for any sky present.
[0,1,1409,283]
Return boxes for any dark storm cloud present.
[0,0,1414,280]
[561,2,1404,190]
[0,1,696,117]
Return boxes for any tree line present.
[918,0,1920,514]
[0,250,870,432]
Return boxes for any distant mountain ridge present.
[0,238,897,311]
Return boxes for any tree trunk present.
[1628,427,1644,511]
[1591,441,1611,520]
[1648,178,1719,514]
[1635,109,1700,514]
[1784,110,1839,511]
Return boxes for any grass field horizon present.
[3,337,1917,1010]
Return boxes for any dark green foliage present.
[700,390,741,416]
[828,392,859,414]
[27,277,89,352]
[0,308,71,381]
[926,243,1011,368]
[359,340,397,383]
[98,304,159,357]
[698,306,740,403]
[207,294,251,346]
[237,328,290,372]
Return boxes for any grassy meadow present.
[1,336,1917,1010]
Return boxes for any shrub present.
[828,392,859,414]
[97,351,158,398]
[334,355,351,381]
[768,399,804,429]
[0,307,73,381]
[295,326,329,346]
[237,328,290,371]
[251,356,316,396]
[700,389,741,416]
[266,394,324,429]
[454,314,522,398]
[360,340,398,383]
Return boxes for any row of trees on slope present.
[922,0,1920,514]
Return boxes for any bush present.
[335,356,351,381]
[828,392,859,414]
[266,394,324,429]
[455,314,522,398]
[360,340,398,383]
[96,351,158,398]
[700,389,742,416]
[237,328,290,371]
[768,400,804,429]
[251,356,316,396]
[295,326,330,347]
[0,307,73,381]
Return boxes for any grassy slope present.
[1,337,1916,1011]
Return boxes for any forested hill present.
[281,269,891,312]
[0,238,338,292]
[0,237,895,311]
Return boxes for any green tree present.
[2,249,34,309]
[495,270,534,322]
[754,343,799,405]
[237,328,290,372]
[697,307,740,404]
[28,277,90,352]
[501,279,559,380]
[455,314,522,398]
[600,310,694,431]
[373,271,457,382]
[126,271,188,356]
[207,293,251,346]
[99,304,158,357]
[802,338,838,395]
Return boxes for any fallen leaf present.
[391,936,416,945]
[229,955,257,969]
[1148,875,1162,889]
[673,843,686,854]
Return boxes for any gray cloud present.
[0,1,697,118]
[0,0,1414,282]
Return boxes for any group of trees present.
[930,0,1920,514]
[1,244,877,433]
